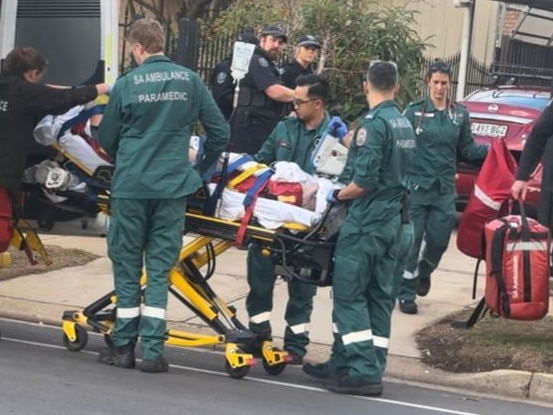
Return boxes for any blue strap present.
[226,154,254,175]
[243,170,273,207]
[57,105,106,138]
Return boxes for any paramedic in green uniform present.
[305,61,414,396]
[396,60,488,315]
[97,18,228,373]
[246,74,347,364]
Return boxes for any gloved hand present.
[328,116,348,139]
[326,189,342,205]
[106,83,114,95]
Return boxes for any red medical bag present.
[457,139,517,259]
[0,186,13,253]
[484,209,550,320]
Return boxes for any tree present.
[212,0,431,122]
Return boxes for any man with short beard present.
[228,26,295,155]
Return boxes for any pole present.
[456,1,475,101]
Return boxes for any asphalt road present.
[1,318,552,415]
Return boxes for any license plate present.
[471,122,508,138]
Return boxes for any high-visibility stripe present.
[403,270,416,280]
[474,185,501,211]
[332,323,339,334]
[373,335,389,349]
[289,323,309,335]
[342,329,372,346]
[142,306,166,320]
[117,307,140,319]
[506,241,547,251]
[250,311,271,324]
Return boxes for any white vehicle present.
[0,0,119,84]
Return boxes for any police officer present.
[246,74,347,364]
[228,25,295,155]
[97,18,228,373]
[210,28,259,121]
[281,35,320,89]
[396,60,488,315]
[0,47,109,252]
[303,61,415,396]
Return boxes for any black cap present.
[261,25,287,43]
[237,29,259,45]
[296,35,320,49]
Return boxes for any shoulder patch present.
[258,57,269,67]
[216,71,227,84]
[356,128,367,146]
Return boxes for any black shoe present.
[399,299,418,315]
[140,356,169,373]
[302,362,337,379]
[416,261,432,297]
[284,351,303,365]
[325,375,383,396]
[97,345,136,369]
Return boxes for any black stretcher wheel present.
[225,360,250,379]
[62,325,89,352]
[262,358,287,376]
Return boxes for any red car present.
[455,86,550,216]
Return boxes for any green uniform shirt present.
[254,113,331,172]
[339,100,415,233]
[99,55,229,198]
[404,97,487,192]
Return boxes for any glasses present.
[293,98,317,107]
[429,60,451,73]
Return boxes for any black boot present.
[415,260,433,297]
[97,344,136,369]
[140,356,169,373]
[325,375,383,396]
[399,299,418,315]
[302,362,342,379]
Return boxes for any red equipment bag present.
[457,139,517,259]
[0,186,14,253]
[484,205,550,320]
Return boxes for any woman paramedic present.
[0,47,109,255]
[395,59,488,315]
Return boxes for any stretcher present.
[8,106,345,378]
[59,190,339,378]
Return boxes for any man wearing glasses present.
[228,26,296,155]
[244,74,347,365]
[303,61,415,396]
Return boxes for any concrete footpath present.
[1,231,552,403]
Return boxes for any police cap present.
[296,35,320,49]
[261,25,287,43]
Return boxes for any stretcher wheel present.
[262,359,286,376]
[62,325,89,352]
[225,360,250,379]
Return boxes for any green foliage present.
[212,0,432,122]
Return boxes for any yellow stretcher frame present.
[59,212,313,379]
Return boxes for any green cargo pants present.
[396,185,456,302]
[108,197,186,361]
[246,243,317,358]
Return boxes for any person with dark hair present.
[211,28,259,121]
[0,47,109,253]
[282,35,320,89]
[395,59,487,315]
[228,25,296,154]
[303,60,415,396]
[244,73,346,364]
[97,18,228,373]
